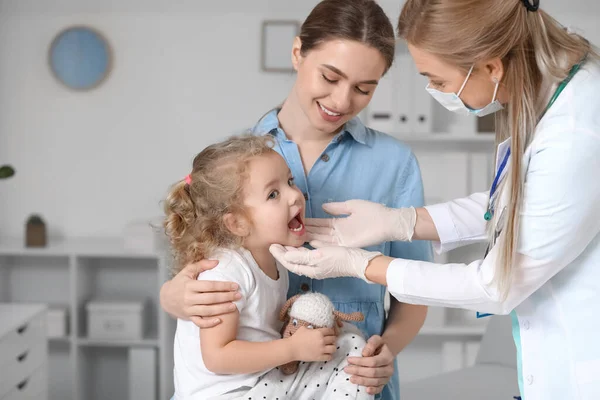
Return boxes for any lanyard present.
[482,59,584,222]
[484,148,511,221]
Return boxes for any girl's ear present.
[223,213,251,237]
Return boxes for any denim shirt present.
[253,110,432,400]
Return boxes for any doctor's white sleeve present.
[387,128,600,314]
[424,191,489,253]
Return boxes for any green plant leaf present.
[0,165,15,179]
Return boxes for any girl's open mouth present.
[288,211,305,235]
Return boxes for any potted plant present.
[0,164,15,179]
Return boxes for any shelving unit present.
[0,237,172,400]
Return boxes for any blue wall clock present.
[49,26,112,91]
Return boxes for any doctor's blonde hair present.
[398,0,598,298]
[163,135,275,275]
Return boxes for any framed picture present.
[261,20,300,73]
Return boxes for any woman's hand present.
[305,200,416,248]
[289,327,337,362]
[160,260,241,328]
[269,244,382,282]
[346,335,395,395]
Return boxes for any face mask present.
[426,65,504,117]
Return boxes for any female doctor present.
[270,0,600,399]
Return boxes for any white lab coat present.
[387,59,600,400]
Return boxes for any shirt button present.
[526,375,534,385]
[303,193,309,201]
[523,320,530,330]
[300,283,310,292]
[320,154,330,162]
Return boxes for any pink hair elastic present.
[184,174,192,185]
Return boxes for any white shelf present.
[394,133,495,143]
[49,336,73,344]
[0,237,161,258]
[78,337,159,348]
[0,237,172,400]
[418,325,487,336]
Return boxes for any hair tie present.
[184,174,192,185]
[521,0,540,12]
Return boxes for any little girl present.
[163,135,373,400]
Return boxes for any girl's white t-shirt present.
[173,247,289,399]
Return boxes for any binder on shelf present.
[393,42,413,134]
[409,59,432,134]
[367,66,395,132]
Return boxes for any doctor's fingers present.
[284,263,321,279]
[305,225,335,235]
[283,249,321,265]
[284,245,310,252]
[306,232,338,245]
[308,240,335,249]
[305,217,335,228]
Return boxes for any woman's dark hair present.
[299,0,395,73]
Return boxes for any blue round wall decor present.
[49,26,112,90]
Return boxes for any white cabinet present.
[0,304,48,400]
[0,238,172,400]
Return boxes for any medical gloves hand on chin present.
[269,242,381,283]
[305,199,416,248]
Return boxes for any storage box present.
[86,300,146,340]
[46,307,68,339]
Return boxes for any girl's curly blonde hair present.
[163,134,276,275]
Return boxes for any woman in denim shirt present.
[161,1,432,398]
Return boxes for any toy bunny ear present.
[279,294,302,321]
[333,310,364,322]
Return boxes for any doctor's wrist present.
[364,255,393,286]
[388,207,417,242]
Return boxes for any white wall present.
[0,0,598,239]
[0,0,320,238]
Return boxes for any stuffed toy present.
[278,292,364,375]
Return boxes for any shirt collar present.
[254,109,371,147]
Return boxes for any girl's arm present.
[200,308,336,375]
[200,309,294,374]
